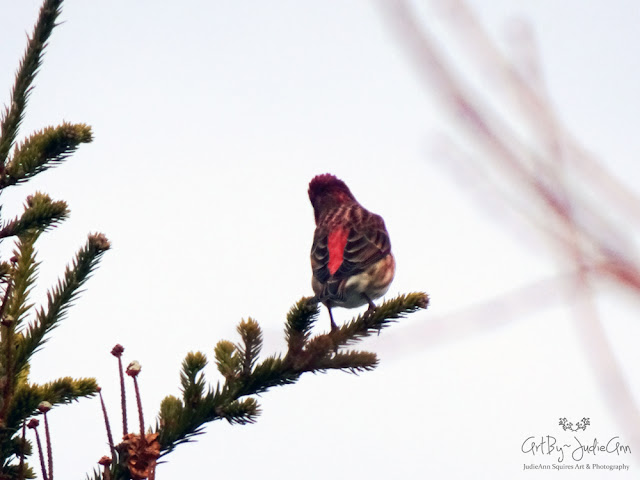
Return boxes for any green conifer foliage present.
[154,293,429,458]
[0,1,110,478]
[3,2,428,479]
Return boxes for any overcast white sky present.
[1,1,639,478]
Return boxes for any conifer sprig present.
[180,352,207,408]
[311,350,379,374]
[154,292,429,457]
[1,123,93,188]
[328,292,429,348]
[0,193,69,239]
[0,0,107,477]
[284,296,318,352]
[16,233,111,374]
[216,398,260,425]
[9,377,98,431]
[5,233,40,326]
[0,0,64,165]
[236,318,262,376]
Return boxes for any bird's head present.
[308,174,356,223]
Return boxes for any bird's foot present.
[363,295,381,335]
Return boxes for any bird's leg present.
[326,301,338,332]
[325,302,340,354]
[364,294,376,311]
[363,294,381,336]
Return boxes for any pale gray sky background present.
[0,1,639,478]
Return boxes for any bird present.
[308,173,395,331]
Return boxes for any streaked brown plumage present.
[308,174,395,330]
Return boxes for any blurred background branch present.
[378,0,640,454]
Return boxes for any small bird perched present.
[308,173,395,330]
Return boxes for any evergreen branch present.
[215,398,260,425]
[156,356,299,454]
[0,3,109,478]
[8,377,98,431]
[2,463,35,480]
[0,316,19,430]
[310,350,379,374]
[0,0,64,165]
[156,357,217,453]
[154,292,429,457]
[156,396,201,454]
[3,376,97,472]
[326,292,430,349]
[12,427,34,478]
[6,233,40,326]
[157,396,184,435]
[36,376,98,404]
[0,193,69,239]
[1,123,92,188]
[0,235,39,458]
[286,293,429,373]
[180,352,207,408]
[15,233,110,373]
[213,341,240,381]
[235,355,300,397]
[236,318,262,375]
[12,422,33,458]
[284,296,319,352]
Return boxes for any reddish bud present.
[90,232,111,251]
[111,344,125,357]
[126,361,141,377]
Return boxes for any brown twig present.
[98,387,116,459]
[111,345,128,435]
[41,409,53,480]
[133,377,145,440]
[126,361,145,442]
[27,419,48,480]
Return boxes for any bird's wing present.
[333,211,391,280]
[311,209,391,303]
[311,224,332,283]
